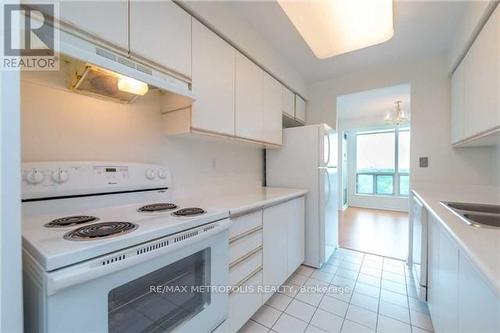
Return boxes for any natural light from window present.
[356,128,410,196]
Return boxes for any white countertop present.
[172,186,308,216]
[412,184,500,295]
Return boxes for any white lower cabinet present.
[427,213,499,333]
[227,271,263,332]
[217,210,263,333]
[263,197,305,302]
[427,215,459,333]
[216,270,263,333]
[458,253,500,333]
[286,197,305,276]
[216,197,305,332]
[262,202,289,302]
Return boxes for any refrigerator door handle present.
[325,168,331,204]
[325,134,331,167]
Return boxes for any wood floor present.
[340,207,409,260]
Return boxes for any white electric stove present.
[22,161,231,333]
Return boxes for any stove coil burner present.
[137,203,178,212]
[172,208,206,217]
[45,215,99,228]
[63,222,138,241]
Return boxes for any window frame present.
[355,127,410,197]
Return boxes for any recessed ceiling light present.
[278,0,394,59]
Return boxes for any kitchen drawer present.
[230,210,262,239]
[214,270,263,333]
[229,248,262,286]
[230,229,262,264]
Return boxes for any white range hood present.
[58,26,195,105]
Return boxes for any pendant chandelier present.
[384,100,409,125]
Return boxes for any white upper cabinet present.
[451,60,465,144]
[235,53,264,141]
[295,94,306,123]
[451,6,500,145]
[262,73,283,145]
[58,1,129,51]
[281,86,295,118]
[191,20,235,136]
[129,0,191,77]
[464,5,499,138]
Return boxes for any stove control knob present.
[25,168,45,185]
[52,169,69,183]
[145,169,156,180]
[157,169,168,179]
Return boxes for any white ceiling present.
[225,1,468,83]
[337,84,411,120]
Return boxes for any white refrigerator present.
[267,124,339,268]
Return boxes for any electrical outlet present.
[419,157,429,168]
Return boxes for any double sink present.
[441,201,500,229]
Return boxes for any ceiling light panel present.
[278,0,394,59]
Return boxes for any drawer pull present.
[229,246,262,269]
[230,267,263,294]
[229,226,262,244]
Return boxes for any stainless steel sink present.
[441,201,500,229]
[445,202,500,214]
[463,213,500,228]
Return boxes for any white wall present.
[0,7,24,331]
[307,54,499,190]
[21,77,263,192]
[179,1,307,98]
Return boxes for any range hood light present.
[117,76,149,96]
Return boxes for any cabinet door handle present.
[229,246,263,269]
[230,267,263,294]
[229,226,262,244]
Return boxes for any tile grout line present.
[268,267,323,333]
[303,255,341,332]
[249,249,425,333]
[404,263,414,333]
[338,251,363,333]
[375,257,385,332]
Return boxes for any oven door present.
[43,220,230,333]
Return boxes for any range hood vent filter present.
[71,65,147,104]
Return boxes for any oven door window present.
[108,249,211,333]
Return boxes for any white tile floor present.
[240,248,434,333]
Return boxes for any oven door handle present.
[46,219,231,296]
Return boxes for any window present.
[355,128,410,196]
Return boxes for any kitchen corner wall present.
[21,79,263,190]
[306,54,499,188]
